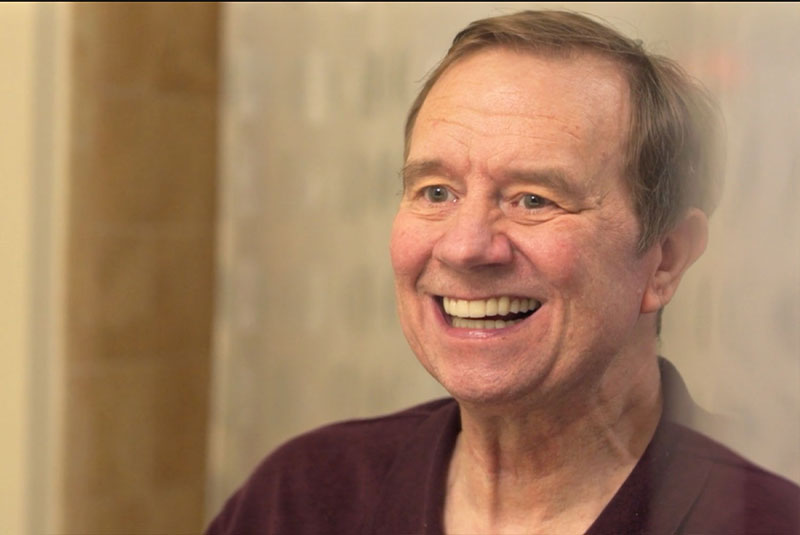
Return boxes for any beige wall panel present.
[0,5,37,533]
[0,4,71,534]
[64,3,218,533]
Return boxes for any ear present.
[641,208,709,314]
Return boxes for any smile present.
[441,296,541,329]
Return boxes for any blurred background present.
[1,3,797,534]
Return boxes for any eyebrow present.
[504,168,586,199]
[401,159,451,190]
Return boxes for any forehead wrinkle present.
[421,112,482,141]
[425,103,586,145]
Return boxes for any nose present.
[432,199,513,271]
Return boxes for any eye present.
[518,193,550,209]
[423,185,453,203]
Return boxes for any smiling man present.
[207,11,799,535]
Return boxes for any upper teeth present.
[442,296,540,319]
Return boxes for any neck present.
[444,353,663,535]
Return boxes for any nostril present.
[433,225,513,271]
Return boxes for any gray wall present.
[207,3,800,517]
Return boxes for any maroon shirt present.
[207,360,800,534]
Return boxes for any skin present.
[390,47,708,534]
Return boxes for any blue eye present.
[424,185,451,203]
[520,194,548,209]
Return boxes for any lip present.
[429,294,538,339]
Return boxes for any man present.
[207,10,799,534]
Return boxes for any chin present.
[426,362,548,410]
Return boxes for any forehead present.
[409,48,631,180]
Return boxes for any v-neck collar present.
[362,358,713,535]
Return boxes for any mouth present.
[438,296,542,329]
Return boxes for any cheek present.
[519,220,641,298]
[520,225,587,287]
[389,213,429,283]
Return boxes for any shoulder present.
[273,397,455,459]
[256,397,454,489]
[671,423,800,533]
[205,398,457,535]
[656,359,799,532]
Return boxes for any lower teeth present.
[451,317,521,329]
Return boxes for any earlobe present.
[641,208,709,314]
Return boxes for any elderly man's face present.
[390,48,664,406]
